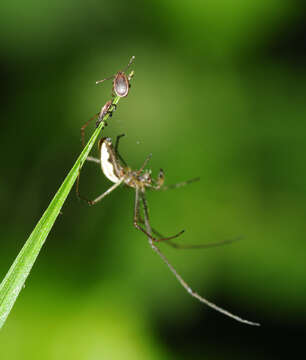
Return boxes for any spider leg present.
[163,238,241,249]
[114,134,128,166]
[76,168,123,205]
[137,153,152,175]
[115,133,125,152]
[137,215,240,250]
[161,177,200,191]
[81,112,99,147]
[86,156,100,164]
[139,191,259,326]
[90,180,123,205]
[133,188,184,242]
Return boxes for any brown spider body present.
[126,171,158,190]
[98,137,162,190]
[81,100,117,146]
[98,100,113,119]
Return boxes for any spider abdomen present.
[99,138,122,183]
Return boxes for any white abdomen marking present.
[100,142,120,183]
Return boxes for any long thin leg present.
[115,134,125,153]
[137,215,240,250]
[81,112,99,147]
[139,191,259,326]
[133,188,185,242]
[76,170,123,205]
[96,74,115,85]
[115,134,127,166]
[122,55,135,73]
[95,56,134,85]
[86,156,100,164]
[90,180,123,205]
[163,238,241,249]
[128,70,134,82]
[137,153,152,175]
[161,177,200,191]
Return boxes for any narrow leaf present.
[0,95,122,329]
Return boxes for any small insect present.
[76,135,260,326]
[80,100,116,147]
[95,100,118,128]
[96,56,135,98]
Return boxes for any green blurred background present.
[0,0,305,358]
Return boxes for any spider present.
[80,100,115,147]
[76,134,260,326]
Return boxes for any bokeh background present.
[0,0,306,358]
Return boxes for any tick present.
[96,56,135,98]
[76,135,260,326]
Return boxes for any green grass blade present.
[0,95,123,330]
